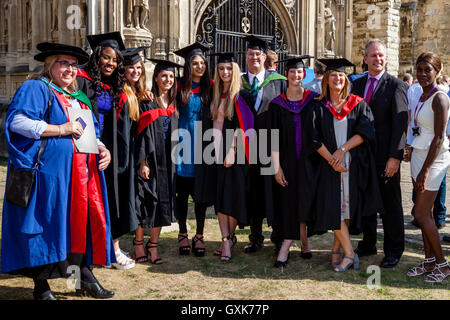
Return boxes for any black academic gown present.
[104,99,139,239]
[214,96,253,225]
[304,97,382,235]
[77,71,138,239]
[267,91,318,240]
[191,98,218,207]
[135,100,177,228]
[239,71,286,227]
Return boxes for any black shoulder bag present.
[5,85,53,208]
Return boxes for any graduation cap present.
[243,35,271,52]
[317,58,355,73]
[148,58,183,75]
[34,42,89,64]
[279,55,314,70]
[208,52,237,63]
[173,42,209,61]
[122,46,150,66]
[87,32,126,51]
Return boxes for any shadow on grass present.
[114,217,450,292]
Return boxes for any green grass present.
[0,163,449,300]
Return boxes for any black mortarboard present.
[149,59,183,74]
[209,52,237,63]
[279,55,314,70]
[34,42,89,64]
[122,46,149,66]
[243,35,270,52]
[87,32,126,51]
[317,58,355,73]
[173,42,209,61]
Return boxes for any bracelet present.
[58,125,62,137]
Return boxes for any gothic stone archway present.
[195,0,292,73]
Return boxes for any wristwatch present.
[340,146,347,153]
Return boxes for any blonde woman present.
[207,53,252,261]
[304,58,382,272]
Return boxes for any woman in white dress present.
[404,52,450,283]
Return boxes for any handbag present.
[5,85,53,208]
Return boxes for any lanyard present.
[413,84,437,127]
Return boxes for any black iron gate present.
[196,0,288,74]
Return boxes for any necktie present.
[364,77,376,103]
[250,76,259,100]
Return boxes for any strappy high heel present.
[192,234,206,257]
[214,232,237,256]
[424,259,450,283]
[331,251,343,269]
[112,248,135,270]
[407,257,436,277]
[146,240,163,265]
[178,233,191,256]
[220,235,232,262]
[133,238,148,263]
[334,253,359,272]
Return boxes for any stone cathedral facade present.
[0,0,449,154]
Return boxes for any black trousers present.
[247,166,283,246]
[358,166,405,258]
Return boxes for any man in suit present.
[240,35,286,253]
[351,39,408,268]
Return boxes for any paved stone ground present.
[397,162,449,252]
[0,162,448,251]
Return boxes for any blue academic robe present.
[1,80,115,273]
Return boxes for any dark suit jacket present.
[351,71,408,166]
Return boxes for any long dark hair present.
[84,46,125,107]
[152,65,177,111]
[180,54,211,106]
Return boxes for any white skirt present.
[411,148,450,191]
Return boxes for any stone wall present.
[352,0,401,76]
[414,0,450,76]
[399,1,416,77]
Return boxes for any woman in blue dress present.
[173,43,213,256]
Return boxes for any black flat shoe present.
[244,242,264,253]
[380,256,400,268]
[33,291,58,300]
[76,280,115,299]
[300,251,312,259]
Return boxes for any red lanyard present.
[413,85,437,127]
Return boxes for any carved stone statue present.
[324,0,336,53]
[51,0,59,35]
[126,0,150,32]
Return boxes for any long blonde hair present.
[210,62,241,120]
[316,70,350,101]
[123,61,147,121]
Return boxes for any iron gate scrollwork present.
[196,0,289,74]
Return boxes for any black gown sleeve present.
[302,101,324,155]
[116,100,133,173]
[352,100,376,151]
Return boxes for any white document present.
[67,108,99,154]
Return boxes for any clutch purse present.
[5,85,53,208]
